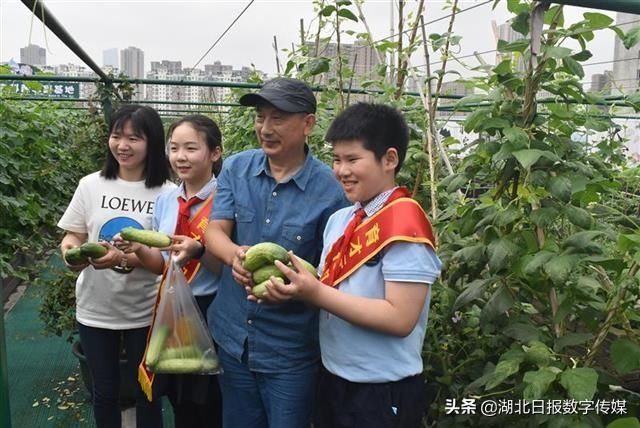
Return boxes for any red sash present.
[180,195,213,281]
[320,187,435,287]
[138,194,213,401]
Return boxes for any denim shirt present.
[208,148,349,372]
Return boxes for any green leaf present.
[497,39,530,53]
[487,238,520,272]
[481,285,514,322]
[544,46,573,59]
[565,205,592,229]
[320,5,336,16]
[583,12,613,29]
[530,208,559,228]
[606,418,640,428]
[548,175,572,202]
[507,0,528,14]
[486,358,521,390]
[504,127,529,147]
[543,255,578,285]
[572,50,592,62]
[454,278,490,310]
[523,367,559,400]
[307,57,330,75]
[618,233,640,252]
[337,8,358,22]
[512,12,529,36]
[446,174,468,193]
[453,244,485,264]
[463,108,491,133]
[564,230,605,251]
[523,251,555,276]
[562,57,585,79]
[524,341,553,367]
[610,339,640,374]
[544,5,564,26]
[481,117,510,131]
[493,60,512,75]
[554,333,593,352]
[503,323,540,343]
[624,26,640,49]
[559,367,598,401]
[513,149,560,170]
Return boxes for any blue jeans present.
[218,346,317,428]
[78,323,163,428]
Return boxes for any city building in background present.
[305,40,380,90]
[495,22,525,72]
[20,44,46,67]
[120,46,144,79]
[145,59,265,112]
[590,71,612,94]
[612,12,640,95]
[102,48,119,69]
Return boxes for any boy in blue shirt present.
[262,102,442,428]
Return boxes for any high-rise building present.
[590,71,612,94]
[305,40,380,88]
[120,46,144,79]
[612,12,640,95]
[151,60,182,74]
[20,44,46,66]
[103,48,118,68]
[495,22,525,72]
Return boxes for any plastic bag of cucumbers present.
[143,259,219,374]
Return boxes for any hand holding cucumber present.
[265,252,321,303]
[231,245,253,289]
[88,241,123,270]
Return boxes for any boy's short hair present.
[325,103,409,174]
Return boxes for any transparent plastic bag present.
[144,259,219,374]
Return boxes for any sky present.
[0,0,623,86]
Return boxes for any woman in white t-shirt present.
[58,105,175,428]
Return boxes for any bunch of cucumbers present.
[145,325,218,374]
[242,242,317,298]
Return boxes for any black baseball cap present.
[239,77,317,114]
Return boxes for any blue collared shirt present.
[208,148,349,372]
[153,177,220,296]
[318,189,442,382]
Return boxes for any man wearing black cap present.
[205,77,348,427]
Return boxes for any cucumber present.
[252,277,284,298]
[145,325,171,368]
[289,256,318,278]
[252,264,287,284]
[202,357,220,372]
[64,247,86,265]
[158,345,203,361]
[79,242,108,258]
[242,242,289,272]
[120,227,172,248]
[153,358,204,374]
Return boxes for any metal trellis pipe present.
[0,311,11,428]
[550,0,640,15]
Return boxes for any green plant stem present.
[335,6,345,110]
[585,262,640,366]
[411,0,459,215]
[395,0,425,99]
